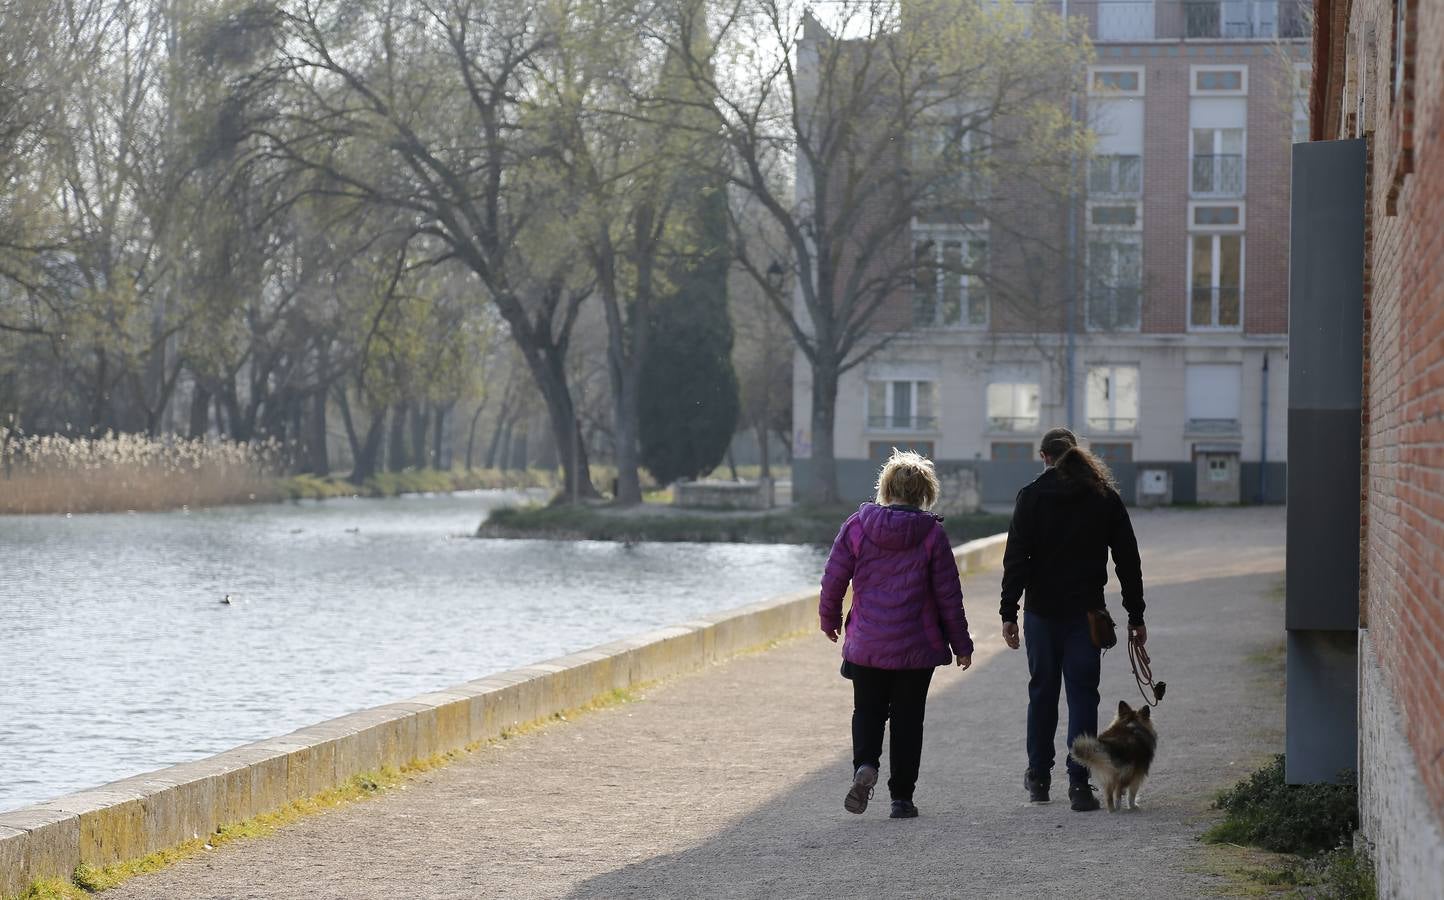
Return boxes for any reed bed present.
[0,429,282,515]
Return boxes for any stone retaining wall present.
[0,534,1007,897]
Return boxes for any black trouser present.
[1023,611,1101,785]
[850,664,935,801]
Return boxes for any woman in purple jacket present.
[820,450,974,819]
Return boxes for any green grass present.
[480,501,1010,545]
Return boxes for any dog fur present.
[1069,701,1158,812]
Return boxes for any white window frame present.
[911,223,989,330]
[1188,201,1247,230]
[1085,364,1141,434]
[1189,124,1247,198]
[1088,65,1146,97]
[1186,231,1246,332]
[1294,63,1312,143]
[985,370,1041,434]
[1085,202,1143,333]
[1191,65,1249,97]
[865,379,939,433]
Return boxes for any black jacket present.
[999,467,1145,626]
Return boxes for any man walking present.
[1000,427,1146,812]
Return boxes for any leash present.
[1128,633,1166,707]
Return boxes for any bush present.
[1204,754,1359,855]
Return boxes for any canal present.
[0,492,827,812]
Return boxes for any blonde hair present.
[874,448,940,509]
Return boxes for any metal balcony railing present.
[867,415,939,431]
[1087,155,1142,196]
[988,416,1040,432]
[1190,285,1243,328]
[1087,416,1140,432]
[1186,417,1242,434]
[1191,154,1245,196]
[1086,285,1142,330]
[1051,1,1312,42]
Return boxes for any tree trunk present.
[350,409,386,485]
[387,402,409,471]
[807,359,841,504]
[410,403,429,470]
[757,423,771,479]
[498,420,514,471]
[484,406,508,469]
[189,385,211,439]
[465,400,487,471]
[308,389,329,476]
[726,443,739,481]
[336,386,361,464]
[517,343,598,501]
[432,402,451,470]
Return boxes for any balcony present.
[1059,1,1312,42]
[1087,155,1142,197]
[1088,416,1140,432]
[1087,285,1142,330]
[987,416,1040,433]
[1191,154,1245,196]
[867,415,938,432]
[1190,285,1242,328]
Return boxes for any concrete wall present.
[0,535,1008,897]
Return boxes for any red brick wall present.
[1336,0,1444,823]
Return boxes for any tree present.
[639,180,740,485]
[663,0,1091,502]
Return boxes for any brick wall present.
[1332,0,1444,825]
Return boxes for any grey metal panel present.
[1289,140,1366,412]
[1286,630,1359,782]
[1286,410,1362,630]
[1287,139,1364,633]
[1240,462,1289,505]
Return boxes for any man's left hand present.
[1129,624,1147,646]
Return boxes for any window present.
[1087,237,1142,330]
[1089,67,1145,96]
[911,119,987,211]
[1089,89,1143,197]
[1086,366,1140,432]
[1191,65,1248,96]
[866,379,937,431]
[1189,233,1243,329]
[1096,3,1155,42]
[1191,203,1243,227]
[1191,127,1245,195]
[1091,442,1134,465]
[991,442,1034,462]
[912,234,988,328]
[986,371,1040,432]
[1293,64,1311,143]
[1091,205,1139,227]
[1187,5,1276,42]
[1185,364,1241,433]
[1392,0,1407,100]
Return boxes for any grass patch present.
[276,467,555,501]
[480,501,1010,545]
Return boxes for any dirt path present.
[108,507,1285,899]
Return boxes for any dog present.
[1069,700,1158,812]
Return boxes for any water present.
[0,492,826,812]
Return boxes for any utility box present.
[1137,468,1172,507]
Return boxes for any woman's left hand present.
[955,654,972,669]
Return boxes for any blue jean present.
[1023,610,1101,785]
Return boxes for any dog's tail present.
[1069,736,1113,773]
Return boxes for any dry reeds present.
[0,428,282,515]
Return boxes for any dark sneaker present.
[844,765,877,814]
[1069,783,1101,812]
[889,799,919,819]
[1024,769,1050,804]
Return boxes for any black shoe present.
[1069,783,1101,812]
[844,765,877,814]
[890,799,919,818]
[1023,769,1050,804]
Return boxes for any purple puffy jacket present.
[819,503,974,670]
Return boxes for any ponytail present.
[1054,445,1117,495]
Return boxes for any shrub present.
[1204,754,1359,855]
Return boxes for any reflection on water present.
[0,492,826,811]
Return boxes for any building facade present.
[792,1,1309,506]
[1310,0,1444,894]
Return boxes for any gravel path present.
[108,507,1285,899]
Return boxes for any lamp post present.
[761,260,786,483]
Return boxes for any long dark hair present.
[1040,427,1116,495]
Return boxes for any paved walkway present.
[110,507,1286,899]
